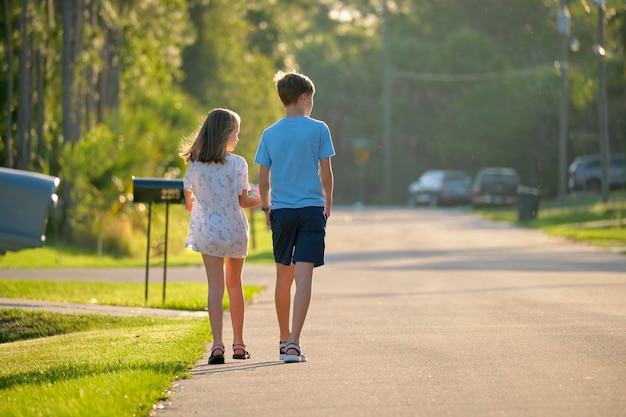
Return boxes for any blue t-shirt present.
[254,116,335,209]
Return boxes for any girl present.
[179,108,261,364]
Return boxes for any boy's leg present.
[285,207,326,359]
[225,257,245,346]
[202,254,225,349]
[275,263,295,343]
[286,261,314,350]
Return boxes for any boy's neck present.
[284,105,306,118]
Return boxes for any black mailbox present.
[132,177,185,204]
[131,176,186,303]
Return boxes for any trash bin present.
[517,186,540,221]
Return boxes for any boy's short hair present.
[274,70,315,107]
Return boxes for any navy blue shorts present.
[269,206,327,267]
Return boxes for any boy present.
[254,70,335,363]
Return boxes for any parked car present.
[472,167,520,208]
[407,170,473,207]
[568,153,626,192]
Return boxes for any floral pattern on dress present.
[183,154,250,258]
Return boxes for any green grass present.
[0,280,265,312]
[476,191,626,252]
[543,226,626,248]
[0,309,210,417]
[0,209,274,268]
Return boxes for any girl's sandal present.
[232,343,250,360]
[208,344,225,365]
[279,341,287,360]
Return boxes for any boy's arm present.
[319,157,334,217]
[258,165,271,224]
[258,165,271,208]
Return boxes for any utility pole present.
[382,1,392,202]
[594,0,610,202]
[557,0,570,204]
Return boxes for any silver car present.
[568,154,626,192]
[408,170,473,207]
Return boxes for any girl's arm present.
[239,188,262,209]
[184,189,194,212]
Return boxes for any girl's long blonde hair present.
[179,108,240,164]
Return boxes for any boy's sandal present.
[232,343,250,360]
[208,344,225,365]
[284,343,307,363]
[279,341,287,360]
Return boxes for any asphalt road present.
[2,207,625,417]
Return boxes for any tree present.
[3,0,14,167]
[180,0,283,170]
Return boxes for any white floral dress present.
[183,154,250,258]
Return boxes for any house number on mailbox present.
[161,188,181,201]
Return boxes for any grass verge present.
[0,309,210,417]
[475,192,626,253]
[0,280,265,312]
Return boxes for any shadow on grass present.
[0,360,191,390]
[0,309,171,344]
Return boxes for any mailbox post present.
[132,177,185,303]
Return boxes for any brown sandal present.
[208,344,225,364]
[232,343,250,360]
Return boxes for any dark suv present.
[568,153,626,192]
[471,167,520,208]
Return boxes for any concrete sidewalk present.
[0,297,208,318]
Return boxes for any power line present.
[390,64,555,82]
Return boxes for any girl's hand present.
[249,184,260,199]
[185,195,194,212]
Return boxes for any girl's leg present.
[225,257,245,345]
[202,254,225,350]
[286,261,314,351]
[275,263,295,343]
